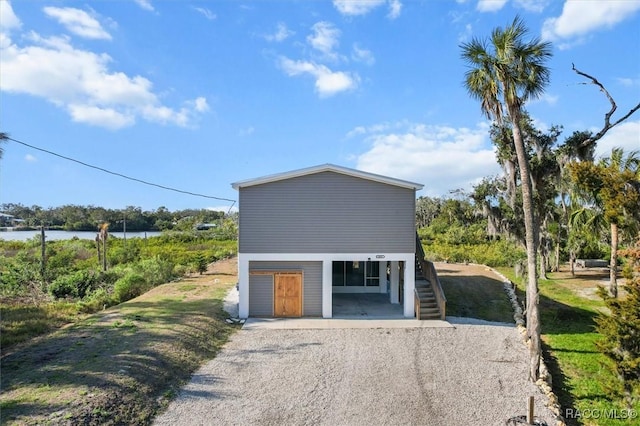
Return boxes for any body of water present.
[0,230,162,241]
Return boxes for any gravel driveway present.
[154,322,557,426]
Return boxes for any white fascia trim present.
[238,253,250,318]
[231,164,424,191]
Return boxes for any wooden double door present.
[274,273,302,317]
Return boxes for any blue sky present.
[1,0,639,213]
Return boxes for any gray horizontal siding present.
[239,171,416,253]
[248,274,273,317]
[249,261,322,317]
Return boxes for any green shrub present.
[194,253,208,275]
[173,264,188,277]
[48,276,77,299]
[595,244,640,407]
[77,287,116,313]
[113,273,149,303]
[0,255,41,296]
[48,270,101,299]
[422,239,525,267]
[108,241,142,266]
[101,269,124,284]
[1,235,237,301]
[133,256,175,285]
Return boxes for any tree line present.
[0,203,231,232]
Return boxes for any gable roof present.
[231,164,424,190]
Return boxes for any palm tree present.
[569,148,640,297]
[461,16,552,381]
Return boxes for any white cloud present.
[274,21,362,97]
[25,154,37,162]
[0,30,208,129]
[333,0,402,18]
[239,126,255,137]
[43,7,111,40]
[307,21,341,60]
[333,0,386,16]
[193,7,216,20]
[352,121,500,196]
[529,92,559,106]
[476,0,508,12]
[513,0,549,13]
[458,23,473,43]
[265,22,294,42]
[0,1,21,31]
[279,57,359,97]
[68,104,134,129]
[351,44,375,65]
[542,0,640,42]
[134,0,154,12]
[190,97,209,113]
[388,0,402,19]
[617,77,640,87]
[595,121,640,159]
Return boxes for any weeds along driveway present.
[154,323,557,426]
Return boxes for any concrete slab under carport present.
[332,293,404,319]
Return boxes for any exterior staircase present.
[415,265,441,319]
[414,234,446,320]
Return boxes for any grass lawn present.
[1,301,91,348]
[496,266,640,426]
[0,258,240,425]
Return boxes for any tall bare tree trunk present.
[96,235,101,265]
[539,235,549,279]
[539,251,547,280]
[510,110,541,382]
[97,223,109,272]
[40,225,46,286]
[570,251,575,277]
[102,237,107,272]
[610,222,618,298]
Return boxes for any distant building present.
[195,223,218,230]
[0,213,24,227]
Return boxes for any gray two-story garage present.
[231,164,423,319]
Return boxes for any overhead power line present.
[7,137,237,208]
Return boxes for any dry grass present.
[436,262,515,323]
